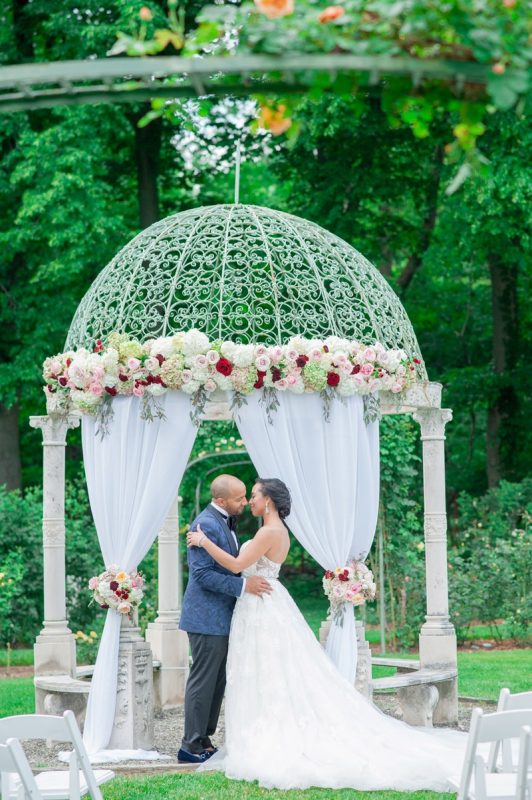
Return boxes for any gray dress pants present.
[181,632,229,753]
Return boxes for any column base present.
[419,620,458,724]
[108,616,154,750]
[146,621,189,710]
[34,626,77,677]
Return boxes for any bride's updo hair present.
[256,478,292,520]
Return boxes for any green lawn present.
[0,677,34,717]
[0,648,33,667]
[101,772,450,800]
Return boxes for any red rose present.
[66,358,72,367]
[351,364,361,374]
[327,372,340,387]
[110,581,119,591]
[254,370,266,389]
[121,592,129,600]
[105,387,117,396]
[100,604,109,609]
[58,376,68,387]
[119,373,129,382]
[338,573,349,582]
[155,354,165,366]
[94,339,104,353]
[216,358,233,376]
[272,367,282,382]
[324,570,333,579]
[47,385,56,393]
[296,355,309,368]
[413,357,421,364]
[323,345,329,353]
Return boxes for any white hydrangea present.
[146,384,167,397]
[220,341,238,361]
[287,336,311,355]
[181,379,200,395]
[337,377,359,397]
[324,336,350,352]
[101,348,119,372]
[183,329,210,357]
[232,344,255,368]
[214,373,233,391]
[149,337,175,358]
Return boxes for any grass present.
[0,647,33,667]
[0,677,34,717]
[101,773,451,800]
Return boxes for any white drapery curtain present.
[81,393,197,758]
[236,392,379,684]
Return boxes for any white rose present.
[288,336,310,355]
[204,379,217,393]
[325,336,350,352]
[337,377,358,397]
[195,354,208,369]
[233,344,254,368]
[183,329,210,357]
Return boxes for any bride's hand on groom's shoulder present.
[187,525,206,548]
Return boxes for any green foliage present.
[0,549,25,645]
[448,479,532,641]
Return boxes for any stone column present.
[413,407,458,723]
[146,495,189,709]
[30,413,80,684]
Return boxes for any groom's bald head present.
[211,474,247,515]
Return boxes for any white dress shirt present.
[210,502,246,597]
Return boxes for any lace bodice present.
[240,541,282,579]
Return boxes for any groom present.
[177,474,272,763]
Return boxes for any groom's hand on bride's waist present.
[245,576,272,596]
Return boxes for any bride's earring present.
[265,502,270,515]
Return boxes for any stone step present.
[371,657,420,671]
[372,667,457,691]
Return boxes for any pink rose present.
[285,349,299,362]
[89,382,103,397]
[181,369,192,384]
[206,350,220,364]
[276,378,288,390]
[255,355,271,371]
[127,357,141,371]
[287,375,297,386]
[144,356,159,371]
[270,346,283,364]
[363,347,376,362]
[133,384,145,397]
[92,366,105,381]
[204,379,217,393]
[361,363,374,376]
[255,345,268,357]
[195,354,208,368]
[333,352,348,366]
[88,577,99,590]
[51,359,62,375]
[309,348,323,362]
[391,381,403,393]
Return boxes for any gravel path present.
[21,695,495,774]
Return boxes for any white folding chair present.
[0,711,114,800]
[488,690,532,773]
[515,726,532,800]
[0,738,43,800]
[448,707,532,800]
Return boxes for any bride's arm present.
[187,525,274,573]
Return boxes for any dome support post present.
[146,494,189,709]
[29,412,80,704]
[413,405,458,724]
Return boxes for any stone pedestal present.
[146,496,189,709]
[108,614,154,750]
[30,413,80,689]
[319,614,372,697]
[413,407,458,724]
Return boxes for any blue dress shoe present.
[177,747,213,764]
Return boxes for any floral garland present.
[43,330,422,429]
[323,561,376,626]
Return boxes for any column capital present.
[412,407,452,441]
[30,412,81,444]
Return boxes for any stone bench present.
[34,660,164,729]
[371,665,458,727]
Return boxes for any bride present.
[186,477,465,792]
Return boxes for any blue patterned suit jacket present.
[179,505,244,636]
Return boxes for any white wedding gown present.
[200,544,467,791]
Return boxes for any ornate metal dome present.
[66,204,427,376]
